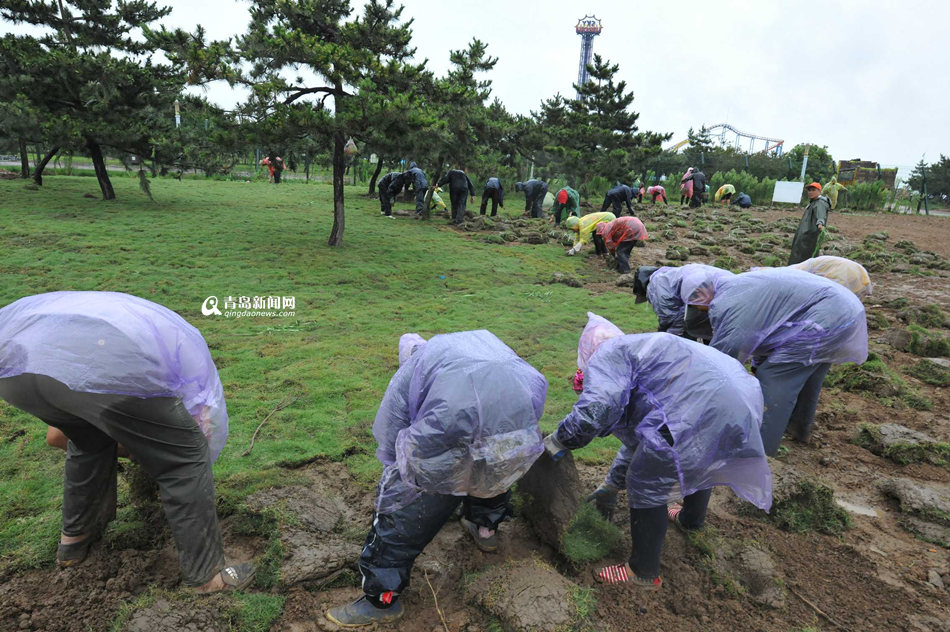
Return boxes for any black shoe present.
[460,517,498,552]
[326,596,404,627]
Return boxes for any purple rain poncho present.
[373,330,547,514]
[0,292,229,461]
[709,268,868,366]
[646,265,733,334]
[555,332,771,511]
[678,264,735,307]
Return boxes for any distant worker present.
[564,212,615,256]
[781,256,873,297]
[480,177,505,216]
[684,269,868,455]
[633,264,734,338]
[326,331,546,626]
[731,192,752,208]
[544,313,771,589]
[438,167,477,225]
[515,179,549,218]
[600,183,635,215]
[595,216,649,274]
[403,162,429,215]
[688,168,707,207]
[377,171,405,218]
[714,184,735,204]
[823,176,848,210]
[647,185,668,205]
[430,186,447,211]
[632,179,644,203]
[550,186,580,226]
[680,168,694,206]
[0,291,253,593]
[788,182,830,265]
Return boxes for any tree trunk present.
[328,130,346,246]
[18,139,30,179]
[32,145,60,186]
[86,138,115,200]
[367,159,383,195]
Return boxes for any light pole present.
[174,100,181,129]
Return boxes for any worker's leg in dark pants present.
[414,187,427,214]
[612,199,623,215]
[0,374,117,539]
[380,193,392,216]
[0,374,225,585]
[786,363,831,443]
[450,187,469,223]
[531,197,544,218]
[615,240,635,273]
[593,233,608,255]
[359,492,461,603]
[600,196,610,213]
[480,190,498,216]
[462,491,512,530]
[755,361,829,456]
[628,488,711,580]
[552,207,563,225]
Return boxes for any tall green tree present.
[531,55,668,193]
[209,0,422,246]
[787,143,835,184]
[0,0,185,199]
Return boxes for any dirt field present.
[1,204,947,632]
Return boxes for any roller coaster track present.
[666,123,785,156]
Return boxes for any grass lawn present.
[0,175,657,571]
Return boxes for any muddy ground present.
[1,203,948,632]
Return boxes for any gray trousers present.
[755,361,832,456]
[0,374,224,586]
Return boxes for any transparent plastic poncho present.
[373,330,547,514]
[646,265,734,333]
[678,264,735,307]
[789,256,872,297]
[709,268,869,366]
[0,291,229,461]
[556,332,771,510]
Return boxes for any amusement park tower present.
[575,15,603,98]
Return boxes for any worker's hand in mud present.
[818,223,825,231]
[567,248,576,256]
[585,484,619,520]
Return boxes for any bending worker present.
[551,186,580,226]
[595,216,649,274]
[0,291,253,592]
[753,255,873,298]
[327,330,547,626]
[684,268,868,455]
[437,167,477,225]
[403,161,429,215]
[564,212,615,256]
[377,171,405,218]
[647,185,669,205]
[714,184,735,204]
[480,177,505,216]
[600,183,635,215]
[731,192,752,208]
[544,313,771,589]
[632,264,734,337]
[515,179,549,218]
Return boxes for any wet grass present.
[768,480,851,535]
[826,352,932,410]
[0,175,655,571]
[560,502,625,564]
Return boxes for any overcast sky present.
[10,0,949,173]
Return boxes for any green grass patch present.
[560,502,625,564]
[768,480,851,535]
[907,359,950,386]
[908,325,950,357]
[684,526,742,596]
[826,352,932,410]
[856,424,950,469]
[228,592,286,632]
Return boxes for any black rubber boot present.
[326,596,405,627]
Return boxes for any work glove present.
[543,433,568,462]
[567,248,576,256]
[585,483,619,520]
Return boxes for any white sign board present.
[772,181,805,204]
[369,153,378,164]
